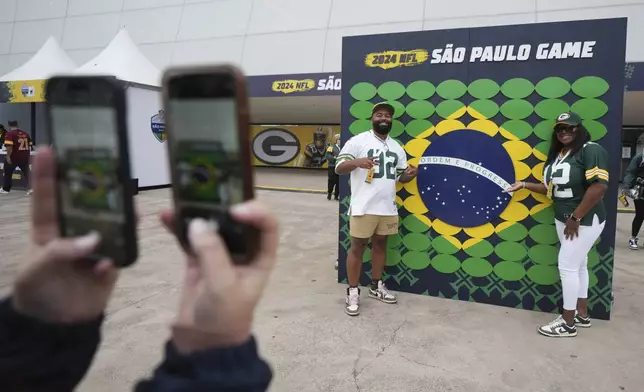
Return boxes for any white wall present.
[126,86,168,187]
[0,0,643,77]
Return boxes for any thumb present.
[188,218,235,289]
[41,232,101,264]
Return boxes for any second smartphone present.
[162,65,259,263]
[45,76,138,267]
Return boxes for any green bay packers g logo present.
[252,128,301,165]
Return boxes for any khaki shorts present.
[350,214,399,238]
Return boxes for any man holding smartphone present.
[335,103,418,316]
[1,121,33,195]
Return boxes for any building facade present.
[1,0,643,77]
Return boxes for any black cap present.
[372,102,395,116]
[553,112,582,128]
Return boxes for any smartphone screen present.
[169,98,244,207]
[50,104,128,261]
[166,71,254,260]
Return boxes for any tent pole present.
[30,102,36,144]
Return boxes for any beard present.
[373,121,392,134]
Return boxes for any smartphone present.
[45,76,138,267]
[162,65,258,263]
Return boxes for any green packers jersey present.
[543,142,609,226]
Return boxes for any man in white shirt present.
[335,103,418,316]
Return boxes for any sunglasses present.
[555,125,576,134]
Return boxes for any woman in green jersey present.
[505,112,609,338]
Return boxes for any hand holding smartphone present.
[162,65,259,263]
[45,76,138,267]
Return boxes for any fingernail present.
[230,203,251,216]
[189,218,209,238]
[74,231,101,252]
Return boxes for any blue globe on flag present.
[416,130,516,227]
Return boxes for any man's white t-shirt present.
[335,130,408,216]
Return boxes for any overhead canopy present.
[0,36,76,82]
[74,29,161,87]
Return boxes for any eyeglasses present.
[555,125,576,134]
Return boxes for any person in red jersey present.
[1,120,33,195]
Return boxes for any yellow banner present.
[364,49,429,70]
[271,79,316,94]
[251,125,340,168]
[0,80,47,103]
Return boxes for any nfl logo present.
[151,110,166,143]
[21,83,35,98]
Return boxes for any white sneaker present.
[537,315,577,338]
[26,189,33,196]
[574,311,592,328]
[0,189,8,194]
[334,260,338,270]
[368,280,397,304]
[629,238,638,250]
[345,287,360,316]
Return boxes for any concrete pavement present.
[0,168,642,392]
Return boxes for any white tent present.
[74,28,167,189]
[0,36,76,81]
[0,36,75,175]
[74,29,161,87]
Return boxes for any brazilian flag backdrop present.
[338,18,627,320]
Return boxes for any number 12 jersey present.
[543,142,609,226]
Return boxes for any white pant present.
[555,215,605,311]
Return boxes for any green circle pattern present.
[586,120,608,141]
[535,77,571,99]
[350,82,377,101]
[469,99,499,119]
[468,79,499,99]
[436,80,467,99]
[501,78,534,99]
[403,251,431,270]
[572,76,609,98]
[496,222,528,242]
[402,215,430,233]
[462,258,493,278]
[347,77,611,290]
[572,99,608,120]
[406,119,433,137]
[464,240,494,258]
[349,101,374,119]
[349,119,371,135]
[387,101,406,119]
[501,120,533,140]
[436,100,465,119]
[535,99,570,120]
[406,100,435,119]
[534,120,555,141]
[389,120,405,137]
[500,100,533,120]
[406,81,435,100]
[388,234,402,248]
[495,262,526,282]
[378,81,406,100]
